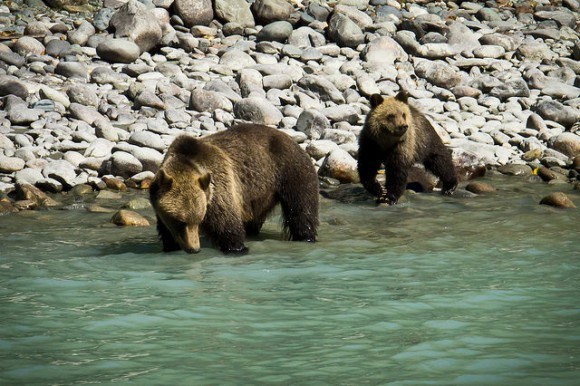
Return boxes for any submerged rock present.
[111,209,150,226]
[540,192,576,209]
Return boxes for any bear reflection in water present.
[149,124,319,255]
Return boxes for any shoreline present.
[0,0,579,214]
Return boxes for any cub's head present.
[149,158,212,254]
[366,92,412,141]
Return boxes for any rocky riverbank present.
[1,0,579,215]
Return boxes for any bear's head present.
[150,159,212,254]
[366,92,412,143]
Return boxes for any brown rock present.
[111,209,150,226]
[14,183,61,208]
[465,182,496,194]
[103,176,127,191]
[540,192,576,209]
[536,166,568,182]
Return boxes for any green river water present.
[0,173,579,385]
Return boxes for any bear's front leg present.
[358,153,385,199]
[384,169,408,205]
[156,217,181,252]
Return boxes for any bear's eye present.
[402,112,406,119]
[386,113,395,120]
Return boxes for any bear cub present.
[358,92,457,205]
[149,124,319,255]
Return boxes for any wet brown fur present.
[149,124,319,254]
[358,92,457,204]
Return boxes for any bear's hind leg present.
[426,152,457,196]
[279,184,319,242]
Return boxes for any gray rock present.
[128,131,166,151]
[15,168,44,185]
[13,37,45,57]
[257,21,293,43]
[306,139,340,160]
[134,91,165,109]
[548,133,580,159]
[42,159,77,189]
[262,74,292,90]
[219,50,256,72]
[534,10,576,28]
[446,21,481,54]
[251,0,293,24]
[321,105,359,124]
[66,84,99,107]
[0,75,29,99]
[110,151,143,179]
[0,156,25,173]
[96,38,141,63]
[68,20,95,46]
[233,97,283,126]
[297,75,345,104]
[45,39,72,58]
[288,26,326,48]
[190,89,234,112]
[479,33,521,52]
[534,100,580,129]
[328,12,364,48]
[174,0,213,26]
[0,51,26,68]
[69,103,106,125]
[362,36,408,68]
[214,0,255,27]
[55,61,88,80]
[296,109,330,140]
[489,78,530,100]
[84,138,114,158]
[7,104,42,125]
[109,0,162,52]
[414,60,461,88]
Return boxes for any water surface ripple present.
[1,175,579,385]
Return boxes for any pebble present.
[0,0,576,213]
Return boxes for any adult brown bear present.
[149,124,319,254]
[358,92,457,205]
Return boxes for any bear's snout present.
[394,124,408,136]
[184,247,201,254]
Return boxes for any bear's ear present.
[395,90,409,103]
[369,94,384,109]
[198,172,211,190]
[157,169,174,189]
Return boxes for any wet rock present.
[497,164,533,176]
[319,148,360,184]
[536,166,568,183]
[103,176,127,191]
[465,182,496,194]
[540,192,576,209]
[14,183,60,208]
[123,197,151,210]
[111,209,150,226]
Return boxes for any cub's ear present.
[395,90,409,103]
[369,94,384,108]
[156,169,174,189]
[198,172,211,190]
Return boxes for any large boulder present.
[173,0,214,27]
[109,0,162,53]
